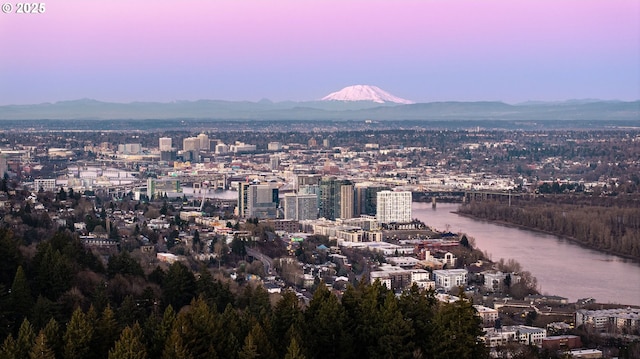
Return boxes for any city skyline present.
[1,0,639,105]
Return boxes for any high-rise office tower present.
[283,193,318,220]
[318,177,354,220]
[238,182,279,219]
[340,183,355,219]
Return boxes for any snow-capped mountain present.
[321,85,414,104]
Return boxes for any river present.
[413,202,640,306]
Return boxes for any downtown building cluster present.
[236,174,413,226]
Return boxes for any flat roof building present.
[377,190,412,224]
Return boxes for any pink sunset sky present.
[0,0,638,104]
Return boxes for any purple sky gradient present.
[1,0,638,104]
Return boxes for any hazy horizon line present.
[2,96,638,107]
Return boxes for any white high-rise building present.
[284,193,318,220]
[197,133,210,151]
[183,137,199,151]
[159,137,172,151]
[376,190,412,224]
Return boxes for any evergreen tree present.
[107,323,146,359]
[432,294,489,359]
[29,331,56,359]
[29,296,55,330]
[217,305,243,359]
[238,333,258,359]
[162,262,196,310]
[350,280,387,359]
[64,307,94,359]
[0,335,17,359]
[284,337,306,359]
[247,323,277,359]
[57,188,67,201]
[398,285,437,357]
[32,243,73,301]
[95,305,119,359]
[460,235,470,248]
[0,228,22,287]
[245,285,271,323]
[10,266,33,327]
[303,284,351,359]
[162,328,192,359]
[270,291,303,356]
[107,252,144,279]
[373,291,414,359]
[176,297,219,359]
[147,305,176,359]
[15,318,36,359]
[0,284,11,340]
[160,201,168,216]
[196,267,234,313]
[118,295,144,329]
[42,318,63,359]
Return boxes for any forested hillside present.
[458,199,640,260]
[0,228,488,359]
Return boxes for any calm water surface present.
[413,202,640,306]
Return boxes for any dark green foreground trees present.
[0,228,489,359]
[2,285,488,359]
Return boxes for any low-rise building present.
[370,265,433,291]
[473,305,499,326]
[482,325,546,348]
[432,269,468,290]
[387,256,421,268]
[34,178,57,192]
[483,270,508,291]
[575,308,640,332]
[541,335,582,351]
[568,349,603,358]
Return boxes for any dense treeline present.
[458,200,640,260]
[0,228,489,359]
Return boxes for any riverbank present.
[453,211,640,263]
[413,202,640,305]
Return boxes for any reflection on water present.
[413,202,640,305]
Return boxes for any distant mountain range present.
[0,88,638,121]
